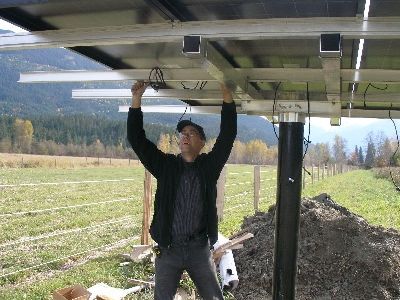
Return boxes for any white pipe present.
[213,233,239,290]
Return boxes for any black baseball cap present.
[176,120,206,141]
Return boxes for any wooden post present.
[302,166,306,189]
[141,170,152,245]
[253,165,261,212]
[317,164,320,181]
[311,165,314,184]
[322,164,325,180]
[216,166,227,221]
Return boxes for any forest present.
[0,114,397,168]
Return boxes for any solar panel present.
[0,0,399,121]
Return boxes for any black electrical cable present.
[364,83,397,190]
[303,82,312,176]
[388,106,400,191]
[272,82,282,141]
[303,82,311,158]
[199,81,208,90]
[370,83,389,91]
[174,106,189,146]
[363,83,388,109]
[148,67,166,91]
[180,81,207,90]
[180,81,189,89]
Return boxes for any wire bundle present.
[148,67,166,91]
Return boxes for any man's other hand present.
[220,82,234,103]
[131,80,148,97]
[131,80,148,108]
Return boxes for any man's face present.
[178,125,205,155]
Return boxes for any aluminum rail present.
[1,17,400,51]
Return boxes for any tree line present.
[157,133,279,165]
[1,115,397,167]
[0,115,173,159]
[304,133,400,169]
[0,115,279,164]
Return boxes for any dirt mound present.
[232,194,400,300]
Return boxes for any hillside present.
[0,29,278,145]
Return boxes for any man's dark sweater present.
[171,162,204,241]
[127,102,237,247]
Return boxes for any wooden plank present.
[216,166,226,221]
[213,232,254,260]
[253,165,261,212]
[141,170,152,245]
[128,278,155,287]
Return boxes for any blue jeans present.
[154,237,223,300]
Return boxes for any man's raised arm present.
[220,82,234,104]
[131,80,148,108]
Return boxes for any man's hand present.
[220,82,234,103]
[131,80,148,108]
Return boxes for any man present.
[127,80,237,300]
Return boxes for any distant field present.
[0,163,277,299]
[0,153,139,168]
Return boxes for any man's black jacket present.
[127,102,237,247]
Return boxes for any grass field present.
[303,169,400,230]
[1,158,399,300]
[0,163,277,299]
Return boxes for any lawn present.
[1,164,399,299]
[0,164,277,299]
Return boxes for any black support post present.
[272,119,304,300]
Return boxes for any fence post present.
[141,170,152,245]
[216,166,227,221]
[317,164,320,181]
[254,165,261,212]
[311,165,314,184]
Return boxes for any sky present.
[1,18,399,152]
[306,117,400,152]
[0,19,26,33]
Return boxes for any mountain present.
[0,29,278,146]
[0,29,126,118]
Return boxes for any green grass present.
[303,169,400,230]
[0,164,277,299]
[1,165,398,299]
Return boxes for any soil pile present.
[232,194,400,300]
